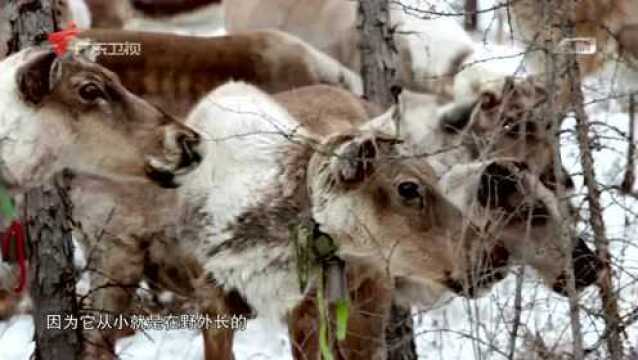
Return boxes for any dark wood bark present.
[24,173,82,360]
[464,0,478,31]
[538,0,586,357]
[622,94,636,193]
[385,304,417,360]
[3,0,60,53]
[3,1,82,359]
[357,0,399,108]
[569,54,624,360]
[557,1,623,357]
[357,1,416,359]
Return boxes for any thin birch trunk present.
[536,0,585,358]
[464,0,478,31]
[622,94,636,193]
[567,44,625,360]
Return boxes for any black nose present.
[145,165,179,189]
[443,242,511,298]
[177,131,202,169]
[552,237,603,296]
[477,162,526,210]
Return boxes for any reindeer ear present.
[17,50,59,105]
[440,99,477,133]
[478,90,501,111]
[332,133,397,186]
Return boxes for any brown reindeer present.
[75,29,363,117]
[81,0,222,29]
[222,0,476,95]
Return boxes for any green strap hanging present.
[291,219,350,360]
[0,186,16,220]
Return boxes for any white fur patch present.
[391,6,474,93]
[180,81,309,319]
[0,49,71,190]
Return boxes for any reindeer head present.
[0,48,203,191]
[307,130,510,297]
[366,88,599,297]
[440,160,603,296]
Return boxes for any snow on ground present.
[2,1,638,359]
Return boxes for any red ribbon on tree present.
[1,220,27,293]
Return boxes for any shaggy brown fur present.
[84,0,133,28]
[77,29,362,117]
[273,85,381,137]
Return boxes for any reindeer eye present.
[79,83,104,102]
[397,181,421,200]
[503,118,520,137]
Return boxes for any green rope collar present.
[291,219,350,360]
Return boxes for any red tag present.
[47,21,80,56]
[2,220,27,293]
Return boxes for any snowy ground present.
[2,1,638,359]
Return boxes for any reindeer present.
[75,29,363,117]
[0,47,213,358]
[371,76,601,292]
[223,0,475,95]
[81,0,222,29]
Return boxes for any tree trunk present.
[24,173,82,360]
[464,0,478,31]
[566,37,625,360]
[537,0,586,358]
[622,94,636,193]
[3,1,82,359]
[557,0,623,356]
[357,0,399,108]
[357,1,416,359]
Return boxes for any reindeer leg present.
[192,275,251,360]
[83,236,145,360]
[0,288,19,320]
